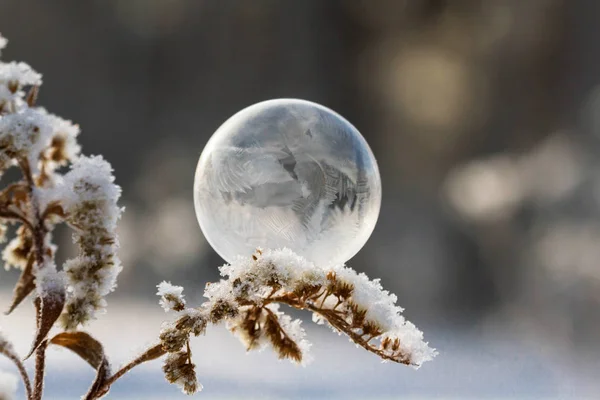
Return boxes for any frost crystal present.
[0,108,54,174]
[35,258,66,301]
[157,281,186,312]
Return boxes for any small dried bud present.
[209,299,238,324]
[157,281,186,312]
[362,321,383,339]
[175,310,207,337]
[159,325,188,353]
[162,351,200,395]
[348,301,367,328]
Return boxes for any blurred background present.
[1,0,599,398]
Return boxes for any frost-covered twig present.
[155,248,436,394]
[0,330,30,399]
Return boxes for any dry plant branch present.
[0,32,435,399]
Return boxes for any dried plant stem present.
[108,344,165,386]
[86,344,166,399]
[32,340,47,400]
[19,161,46,265]
[4,351,32,400]
[19,160,54,400]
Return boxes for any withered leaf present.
[5,254,35,315]
[50,331,105,369]
[26,288,66,359]
[264,310,302,363]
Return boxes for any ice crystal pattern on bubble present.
[194,99,382,266]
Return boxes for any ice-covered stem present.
[32,340,47,400]
[155,249,436,394]
[0,329,32,400]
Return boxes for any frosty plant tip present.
[0,33,435,400]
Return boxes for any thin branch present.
[3,351,32,400]
[18,159,46,265]
[32,340,47,400]
[0,207,34,230]
[100,344,166,392]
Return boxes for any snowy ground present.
[0,294,597,400]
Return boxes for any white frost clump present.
[329,263,437,366]
[0,370,17,400]
[0,62,42,87]
[50,156,124,329]
[0,61,41,105]
[157,281,186,312]
[35,258,66,302]
[0,34,7,55]
[0,108,54,172]
[37,110,81,174]
[208,247,326,305]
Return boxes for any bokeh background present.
[1,0,599,398]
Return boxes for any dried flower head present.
[162,351,201,395]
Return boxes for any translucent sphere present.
[194,99,381,266]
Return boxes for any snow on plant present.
[0,33,436,399]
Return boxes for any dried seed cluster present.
[155,248,436,393]
[157,283,207,395]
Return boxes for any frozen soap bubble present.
[194,99,381,266]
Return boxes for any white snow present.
[156,281,186,312]
[34,258,65,301]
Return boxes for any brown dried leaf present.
[264,310,302,363]
[26,288,66,359]
[5,254,35,314]
[231,306,264,351]
[50,331,105,369]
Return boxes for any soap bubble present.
[194,99,381,266]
